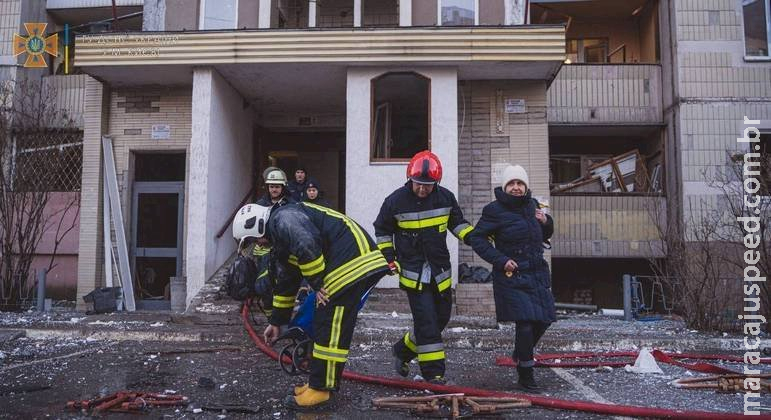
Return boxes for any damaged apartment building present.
[1,0,769,312]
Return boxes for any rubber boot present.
[516,366,540,392]
[284,388,332,410]
[392,345,410,377]
[294,383,309,396]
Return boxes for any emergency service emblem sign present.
[13,23,58,68]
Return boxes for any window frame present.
[743,0,771,60]
[199,0,239,30]
[437,0,479,27]
[369,72,432,163]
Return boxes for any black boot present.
[392,345,410,378]
[516,366,540,392]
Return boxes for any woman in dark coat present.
[468,164,555,391]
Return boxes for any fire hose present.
[241,304,770,419]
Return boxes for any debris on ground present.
[672,373,771,393]
[66,390,188,414]
[373,393,530,419]
[624,348,664,374]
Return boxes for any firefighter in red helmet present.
[373,150,473,384]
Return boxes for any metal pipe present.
[555,302,598,311]
[623,274,633,321]
[36,270,46,312]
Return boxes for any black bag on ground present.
[226,255,258,301]
[458,263,492,284]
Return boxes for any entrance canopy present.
[74,26,566,105]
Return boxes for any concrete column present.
[399,0,412,26]
[309,0,317,27]
[258,0,272,28]
[354,0,361,27]
[187,67,253,306]
[76,77,108,309]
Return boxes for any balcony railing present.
[550,194,666,258]
[547,64,663,125]
[42,74,87,128]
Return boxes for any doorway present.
[130,152,186,310]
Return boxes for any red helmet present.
[406,150,442,184]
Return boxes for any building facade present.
[2,0,768,312]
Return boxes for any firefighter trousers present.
[393,285,453,379]
[308,273,381,391]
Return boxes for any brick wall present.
[674,0,771,237]
[455,283,496,317]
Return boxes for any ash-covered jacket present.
[373,182,473,293]
[267,202,389,326]
[467,188,556,323]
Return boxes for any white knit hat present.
[501,165,529,190]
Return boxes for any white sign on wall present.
[151,124,171,139]
[505,99,526,114]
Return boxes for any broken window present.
[567,38,609,63]
[200,0,237,29]
[440,0,477,26]
[371,72,430,161]
[743,0,771,57]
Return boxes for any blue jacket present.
[468,188,556,323]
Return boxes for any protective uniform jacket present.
[373,182,473,293]
[255,193,295,207]
[268,202,389,326]
[467,188,556,323]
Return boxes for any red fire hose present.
[241,304,769,419]
[496,350,771,374]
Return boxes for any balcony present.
[42,74,87,128]
[547,64,663,125]
[550,194,666,258]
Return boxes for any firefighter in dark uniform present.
[233,202,389,409]
[373,150,474,384]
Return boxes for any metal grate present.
[12,129,83,192]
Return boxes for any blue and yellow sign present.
[13,23,58,68]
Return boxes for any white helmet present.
[232,204,272,244]
[264,169,287,186]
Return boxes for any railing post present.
[623,274,633,321]
[36,269,46,312]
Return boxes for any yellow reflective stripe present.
[323,250,382,289]
[437,276,452,292]
[397,215,450,229]
[303,202,367,255]
[253,246,270,256]
[377,241,393,250]
[313,343,348,363]
[326,258,386,296]
[403,333,417,353]
[257,270,268,279]
[417,350,446,362]
[299,255,326,277]
[457,225,474,241]
[288,255,299,266]
[272,295,295,308]
[314,343,349,356]
[399,276,418,289]
[327,306,345,388]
